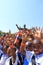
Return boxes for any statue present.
[16,24,28,31]
[16,24,23,30]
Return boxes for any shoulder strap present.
[32,55,36,65]
[10,58,13,65]
[17,62,20,65]
[0,53,3,59]
[17,53,23,65]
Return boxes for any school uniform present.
[0,46,3,60]
[0,53,8,65]
[24,50,34,65]
[0,50,3,56]
[35,52,43,65]
[25,50,34,61]
[28,52,43,65]
[5,55,21,65]
[17,51,25,65]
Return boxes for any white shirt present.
[29,52,43,65]
[0,54,8,65]
[24,50,34,65]
[25,50,34,61]
[35,53,43,65]
[5,56,19,65]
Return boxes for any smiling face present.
[33,44,42,54]
[25,42,32,51]
[32,40,43,55]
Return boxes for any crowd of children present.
[0,27,43,65]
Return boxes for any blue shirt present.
[24,58,29,65]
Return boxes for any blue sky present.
[0,0,43,33]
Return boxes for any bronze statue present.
[16,24,28,31]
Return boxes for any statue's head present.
[24,24,26,28]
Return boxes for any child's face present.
[32,43,42,55]
[26,44,32,51]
